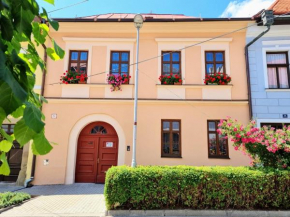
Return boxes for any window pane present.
[71,52,78,60]
[121,64,128,73]
[121,53,129,61]
[163,133,170,154]
[10,125,14,133]
[172,64,180,73]
[163,144,170,154]
[172,53,180,61]
[278,67,289,88]
[172,122,179,131]
[80,52,88,61]
[163,64,170,73]
[70,63,77,72]
[208,122,216,131]
[206,52,214,62]
[206,64,214,74]
[216,64,224,73]
[80,63,87,74]
[111,64,119,73]
[209,133,217,155]
[172,133,179,154]
[163,121,170,131]
[219,134,228,156]
[266,53,287,64]
[2,125,8,133]
[215,52,224,61]
[112,52,119,61]
[267,67,278,88]
[163,53,170,61]
[9,149,23,164]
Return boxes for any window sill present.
[156,84,233,88]
[62,83,134,87]
[265,88,290,92]
[208,156,230,159]
[161,156,182,158]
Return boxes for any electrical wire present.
[49,12,290,85]
[48,0,89,13]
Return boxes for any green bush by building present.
[0,192,31,209]
[105,166,290,210]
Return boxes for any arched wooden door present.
[75,122,118,183]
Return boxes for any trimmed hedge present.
[105,166,290,210]
[0,192,31,209]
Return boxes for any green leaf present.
[0,50,28,102]
[14,118,36,147]
[23,102,45,133]
[0,129,14,143]
[32,22,49,44]
[11,106,25,118]
[46,47,60,60]
[0,152,10,175]
[0,81,22,114]
[43,0,54,5]
[53,40,64,59]
[0,140,13,152]
[0,15,13,41]
[12,3,34,38]
[48,18,59,31]
[40,7,48,20]
[0,107,6,125]
[32,132,53,155]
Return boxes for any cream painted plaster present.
[61,85,90,98]
[105,85,134,98]
[202,86,232,100]
[65,114,126,184]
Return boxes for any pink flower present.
[234,146,239,151]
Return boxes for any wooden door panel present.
[96,137,118,183]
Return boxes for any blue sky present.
[37,0,275,18]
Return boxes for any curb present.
[106,209,290,217]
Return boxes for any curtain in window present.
[266,53,287,64]
[278,67,289,88]
[267,68,278,88]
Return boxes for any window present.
[261,123,289,130]
[162,51,181,76]
[207,120,229,158]
[205,51,225,74]
[161,120,181,158]
[266,52,290,89]
[91,126,107,134]
[110,51,130,83]
[68,50,88,74]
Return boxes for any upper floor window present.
[69,51,88,74]
[207,120,229,158]
[162,51,181,76]
[110,51,130,83]
[161,120,181,158]
[266,52,290,89]
[205,51,225,74]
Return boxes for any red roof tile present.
[268,0,290,15]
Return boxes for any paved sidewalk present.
[1,183,106,217]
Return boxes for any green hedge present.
[0,192,31,209]
[105,166,290,210]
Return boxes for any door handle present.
[97,158,99,163]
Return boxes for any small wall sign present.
[283,114,288,118]
[51,113,57,119]
[106,142,113,148]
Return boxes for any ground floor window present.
[207,120,229,158]
[161,120,181,158]
[261,122,289,129]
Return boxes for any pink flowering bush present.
[218,118,290,169]
[107,74,131,91]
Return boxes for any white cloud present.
[220,0,275,18]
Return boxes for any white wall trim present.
[262,47,290,88]
[157,43,186,84]
[65,114,126,184]
[247,25,290,37]
[201,44,231,84]
[256,119,290,127]
[262,40,290,45]
[63,37,136,42]
[155,38,233,42]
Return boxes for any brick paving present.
[1,183,106,217]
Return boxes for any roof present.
[54,13,253,22]
[268,0,290,15]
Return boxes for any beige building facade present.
[34,14,252,185]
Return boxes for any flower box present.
[204,73,231,85]
[159,73,182,85]
[60,70,88,84]
[107,74,131,91]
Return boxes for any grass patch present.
[0,192,31,209]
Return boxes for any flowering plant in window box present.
[60,70,88,84]
[204,72,231,85]
[107,74,131,91]
[159,73,182,85]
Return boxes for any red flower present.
[167,76,170,79]
[179,79,182,82]
[129,76,132,78]
[164,81,167,84]
[123,74,127,77]
[63,73,65,75]
[65,81,68,84]
[62,81,65,83]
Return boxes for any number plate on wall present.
[106,142,113,148]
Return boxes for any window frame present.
[161,51,181,76]
[205,51,226,75]
[161,119,181,158]
[110,51,130,84]
[260,122,289,129]
[68,50,89,74]
[207,120,229,159]
[266,52,290,89]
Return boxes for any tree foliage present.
[0,0,64,175]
